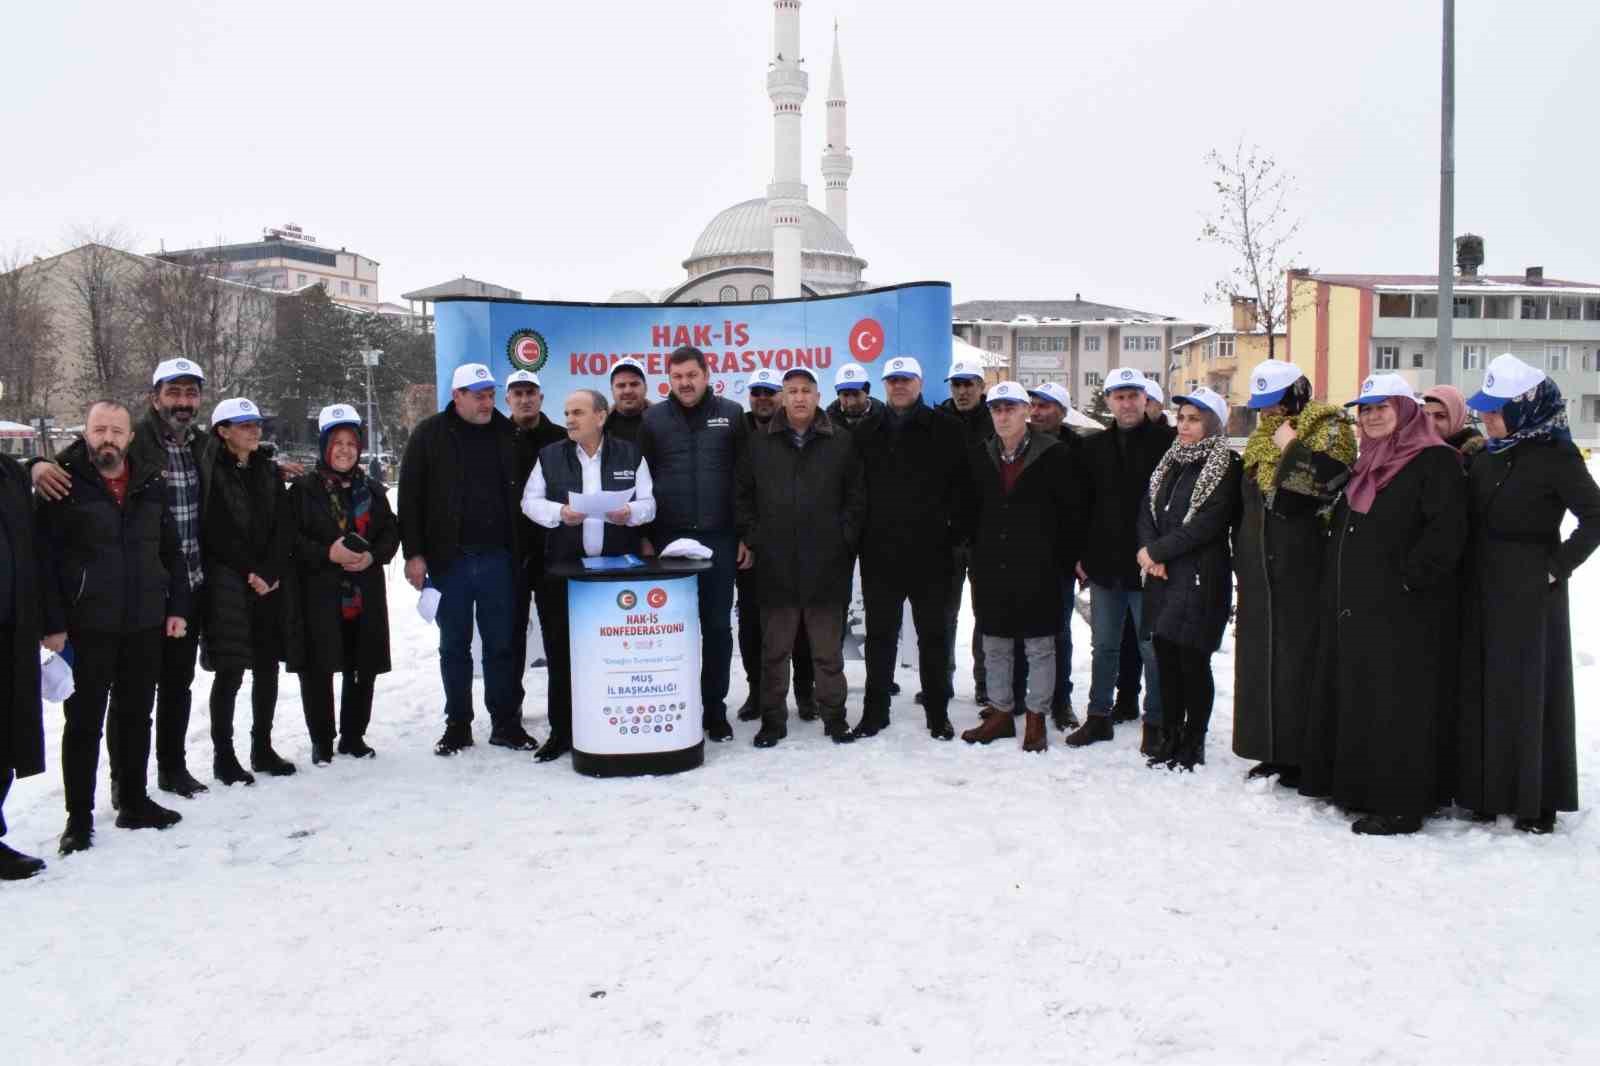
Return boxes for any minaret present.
[767,0,808,299]
[821,19,853,235]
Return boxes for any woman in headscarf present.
[1297,374,1467,835]
[1232,362,1357,786]
[1422,385,1485,461]
[200,397,295,784]
[287,405,400,764]
[1135,387,1242,770]
[1457,355,1600,833]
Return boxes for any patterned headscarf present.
[1486,377,1571,454]
[1148,428,1233,526]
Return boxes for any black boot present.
[116,796,182,830]
[0,841,46,880]
[1144,726,1181,768]
[926,712,955,741]
[158,765,210,798]
[312,740,336,765]
[735,694,762,722]
[1064,716,1114,747]
[58,814,93,855]
[336,737,375,759]
[535,734,572,763]
[250,743,297,777]
[1514,811,1557,835]
[213,748,255,786]
[1352,813,1422,836]
[434,720,474,756]
[850,709,889,739]
[1110,696,1140,723]
[1170,723,1207,771]
[1050,703,1080,732]
[489,725,540,752]
[753,715,787,749]
[704,712,735,743]
[823,716,856,744]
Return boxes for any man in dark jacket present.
[507,369,568,694]
[825,363,886,434]
[1026,382,1082,729]
[0,453,47,879]
[522,388,655,761]
[38,401,192,855]
[637,346,749,742]
[735,367,865,748]
[1067,367,1176,752]
[604,357,651,445]
[853,356,970,740]
[400,363,534,756]
[935,359,995,708]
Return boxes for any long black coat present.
[0,455,44,781]
[963,434,1082,638]
[1137,450,1242,653]
[200,441,291,672]
[735,410,865,607]
[1297,447,1467,819]
[1457,440,1600,818]
[855,401,970,583]
[1232,442,1350,764]
[1077,418,1178,588]
[286,470,401,676]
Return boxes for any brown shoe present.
[961,708,1017,744]
[1022,712,1047,753]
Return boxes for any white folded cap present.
[986,380,1029,405]
[450,363,495,392]
[946,358,984,382]
[152,358,205,386]
[747,368,782,393]
[1027,382,1071,409]
[1346,372,1415,407]
[610,357,647,380]
[1246,359,1307,409]
[212,397,261,424]
[1173,386,1228,427]
[782,366,819,385]
[318,404,362,432]
[505,369,542,389]
[881,356,923,380]
[833,363,870,391]
[1144,379,1165,405]
[1104,367,1150,394]
[1468,353,1546,412]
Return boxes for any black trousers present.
[1153,636,1215,740]
[300,619,375,746]
[536,576,574,742]
[0,632,11,835]
[210,650,281,753]
[0,768,11,837]
[109,617,200,775]
[862,565,949,719]
[63,627,163,817]
[1117,613,1142,705]
[736,568,812,703]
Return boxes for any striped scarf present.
[320,464,373,620]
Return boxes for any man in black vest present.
[400,363,533,756]
[1066,367,1176,754]
[521,389,655,761]
[508,368,568,692]
[38,400,192,855]
[0,452,46,879]
[605,357,651,445]
[637,346,749,742]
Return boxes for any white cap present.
[1346,372,1415,407]
[747,367,782,393]
[1027,382,1071,410]
[318,404,362,433]
[1468,353,1546,412]
[1144,379,1166,405]
[881,356,922,380]
[1104,367,1150,394]
[834,363,870,391]
[505,369,542,389]
[451,363,495,392]
[610,357,647,381]
[946,358,984,382]
[152,358,205,386]
[986,380,1029,405]
[1173,386,1228,427]
[782,366,819,386]
[212,397,261,424]
[1247,359,1308,409]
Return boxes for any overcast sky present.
[4,0,1596,323]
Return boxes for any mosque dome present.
[684,198,864,268]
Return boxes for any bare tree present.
[60,226,141,403]
[127,245,276,397]
[0,248,57,418]
[1199,142,1303,360]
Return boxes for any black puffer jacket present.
[399,404,525,575]
[0,455,44,781]
[37,438,189,635]
[854,400,971,578]
[199,439,290,672]
[1077,417,1177,587]
[1137,448,1242,652]
[604,404,649,446]
[637,390,747,535]
[735,410,866,606]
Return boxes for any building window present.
[1551,296,1583,321]
[1461,344,1485,371]
[1218,335,1235,358]
[718,285,739,303]
[985,335,1003,352]
[359,284,369,297]
[1547,345,1571,372]
[1585,298,1600,321]
[1452,296,1479,319]
[751,285,771,301]
[1084,335,1102,353]
[1483,296,1513,319]
[340,280,350,295]
[1145,336,1161,352]
[1123,335,1138,352]
[1085,371,1103,388]
[1584,352,1594,373]
[1412,295,1438,318]
[1521,296,1548,320]
[296,273,307,286]
[1378,293,1411,317]
[1411,350,1426,369]
[1376,345,1400,370]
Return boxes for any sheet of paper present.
[569,488,634,516]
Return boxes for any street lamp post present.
[361,349,383,454]
[1436,0,1456,387]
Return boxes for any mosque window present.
[719,285,739,303]
[752,285,771,301]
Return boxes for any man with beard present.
[38,401,191,855]
[605,357,651,445]
[507,369,568,704]
[825,363,885,433]
[33,359,213,799]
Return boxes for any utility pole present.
[361,349,383,454]
[1436,0,1456,386]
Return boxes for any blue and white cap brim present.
[1465,390,1511,413]
[1246,386,1290,410]
[834,381,867,391]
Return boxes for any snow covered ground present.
[5,495,1599,1065]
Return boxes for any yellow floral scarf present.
[1242,401,1357,500]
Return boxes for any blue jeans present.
[661,529,737,721]
[434,549,521,728]
[1087,581,1161,725]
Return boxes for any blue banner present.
[432,282,954,411]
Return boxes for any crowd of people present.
[1,344,1595,881]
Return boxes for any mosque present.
[611,1,868,305]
